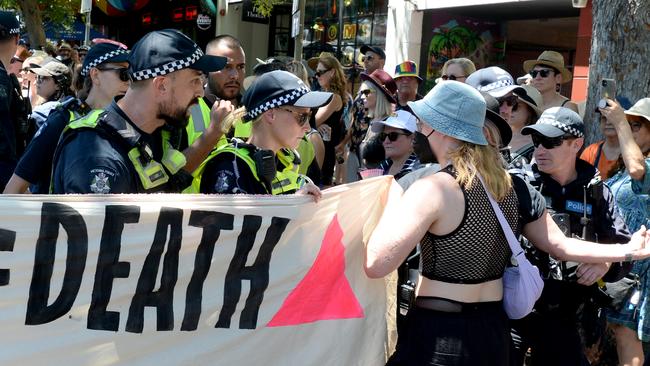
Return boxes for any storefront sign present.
[197,14,212,30]
[242,0,269,24]
[343,23,357,40]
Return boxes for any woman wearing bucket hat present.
[599,98,650,366]
[523,50,579,113]
[3,42,130,194]
[336,69,395,182]
[366,81,650,365]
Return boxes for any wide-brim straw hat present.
[523,50,572,84]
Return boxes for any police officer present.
[0,10,28,191]
[51,29,227,194]
[3,42,129,194]
[511,107,632,365]
[199,70,331,196]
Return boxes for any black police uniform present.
[510,158,631,366]
[14,98,90,193]
[0,60,17,190]
[51,101,166,194]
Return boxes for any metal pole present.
[84,11,91,46]
[293,0,306,61]
[336,0,343,59]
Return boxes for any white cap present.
[372,110,418,133]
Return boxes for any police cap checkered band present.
[242,70,333,122]
[475,78,512,92]
[131,47,203,81]
[538,119,584,137]
[81,48,129,76]
[244,87,310,121]
[128,29,226,82]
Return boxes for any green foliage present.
[0,0,80,28]
[252,0,284,17]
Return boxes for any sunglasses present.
[315,68,330,77]
[531,134,574,149]
[530,69,554,78]
[278,107,311,126]
[499,95,519,110]
[10,56,24,64]
[441,74,466,81]
[629,121,644,132]
[362,55,375,62]
[379,131,410,142]
[36,75,52,83]
[359,89,374,97]
[96,66,130,82]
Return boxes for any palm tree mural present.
[425,19,498,91]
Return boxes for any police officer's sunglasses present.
[96,66,130,82]
[277,107,311,127]
[531,134,574,149]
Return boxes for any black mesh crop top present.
[420,166,520,284]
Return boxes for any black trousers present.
[510,310,590,366]
[393,301,510,366]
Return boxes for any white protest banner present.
[0,177,394,365]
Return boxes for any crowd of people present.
[2,8,650,366]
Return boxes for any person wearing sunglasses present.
[439,58,476,84]
[313,52,348,187]
[509,107,633,366]
[597,98,650,366]
[374,110,419,180]
[523,50,579,113]
[504,85,543,169]
[3,42,131,194]
[28,58,74,129]
[360,44,385,75]
[200,70,331,198]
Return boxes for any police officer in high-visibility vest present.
[51,29,227,194]
[4,42,129,194]
[199,70,330,197]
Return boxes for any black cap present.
[81,43,129,76]
[480,92,512,147]
[360,45,386,60]
[128,29,226,81]
[242,70,333,121]
[0,11,20,39]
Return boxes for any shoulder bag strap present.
[475,173,524,259]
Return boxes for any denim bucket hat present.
[408,81,487,145]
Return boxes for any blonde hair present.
[448,142,512,201]
[317,54,347,103]
[285,60,310,87]
[442,58,477,77]
[364,81,392,120]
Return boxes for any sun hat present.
[394,60,422,82]
[29,57,70,78]
[466,66,522,99]
[481,92,512,147]
[624,98,650,123]
[128,28,226,81]
[242,70,333,121]
[372,110,418,133]
[516,74,532,85]
[407,80,487,145]
[360,45,386,60]
[523,50,572,83]
[81,43,129,76]
[512,85,543,119]
[360,69,397,103]
[522,107,584,138]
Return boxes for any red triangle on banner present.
[267,215,364,327]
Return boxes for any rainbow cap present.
[394,60,422,81]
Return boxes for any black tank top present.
[420,166,520,284]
